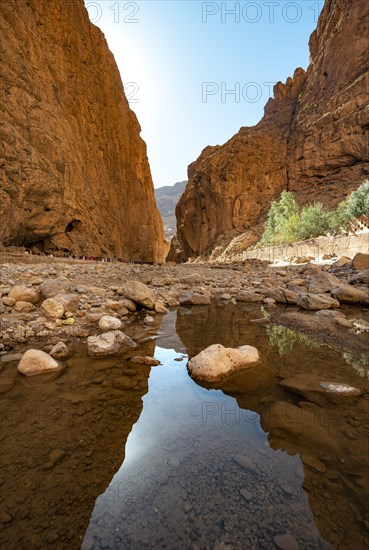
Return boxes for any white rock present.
[98,315,122,332]
[87,330,136,357]
[144,315,155,325]
[188,343,260,382]
[40,298,65,319]
[18,349,62,376]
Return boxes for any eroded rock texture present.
[175,0,369,260]
[0,0,164,261]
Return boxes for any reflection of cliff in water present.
[0,336,157,549]
[175,303,369,550]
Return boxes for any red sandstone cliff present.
[175,0,369,261]
[0,0,164,261]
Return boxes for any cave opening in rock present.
[65,219,81,233]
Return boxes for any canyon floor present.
[0,253,368,549]
[1,252,368,354]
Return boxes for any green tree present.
[328,200,351,234]
[296,203,331,240]
[260,191,300,246]
[346,180,369,219]
[260,200,279,246]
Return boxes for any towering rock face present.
[176,0,369,261]
[0,0,164,262]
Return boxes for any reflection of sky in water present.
[84,339,325,548]
[119,346,263,469]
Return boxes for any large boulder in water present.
[188,344,260,382]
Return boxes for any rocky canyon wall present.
[0,0,164,262]
[175,0,369,261]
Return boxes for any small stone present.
[87,330,136,357]
[98,315,122,332]
[113,375,137,390]
[81,536,95,550]
[274,534,299,550]
[120,280,156,309]
[166,297,180,307]
[13,301,36,313]
[232,455,258,473]
[41,298,65,319]
[40,277,71,298]
[119,298,137,312]
[352,253,369,270]
[331,285,369,304]
[50,342,70,359]
[2,296,15,307]
[178,291,211,305]
[154,300,168,314]
[333,256,351,268]
[158,472,168,485]
[0,511,13,523]
[263,297,276,304]
[29,276,43,285]
[144,315,155,325]
[62,318,75,326]
[105,300,123,312]
[301,454,326,473]
[297,293,340,310]
[8,285,40,303]
[236,291,263,303]
[240,489,253,501]
[130,356,160,366]
[76,285,88,294]
[49,449,65,464]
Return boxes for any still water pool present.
[1,303,368,549]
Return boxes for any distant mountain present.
[155,181,187,239]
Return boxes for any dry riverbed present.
[1,253,368,356]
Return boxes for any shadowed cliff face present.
[0,0,164,261]
[175,0,369,260]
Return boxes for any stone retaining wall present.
[242,232,369,264]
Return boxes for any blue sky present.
[84,1,324,188]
